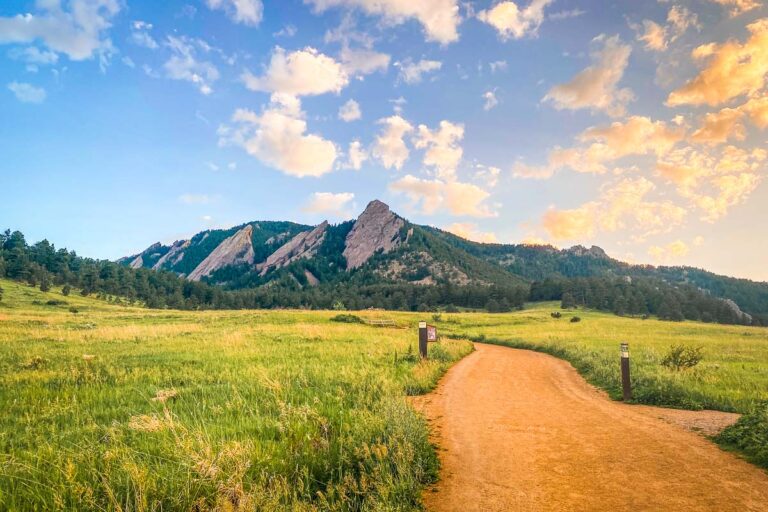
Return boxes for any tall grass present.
[0,279,472,510]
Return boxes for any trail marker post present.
[620,342,632,401]
[419,322,428,359]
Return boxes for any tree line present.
[1,229,760,325]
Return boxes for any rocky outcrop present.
[722,299,753,324]
[568,245,608,258]
[188,225,255,281]
[128,255,143,269]
[343,200,405,270]
[257,222,328,276]
[152,239,189,270]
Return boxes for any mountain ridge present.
[119,199,768,323]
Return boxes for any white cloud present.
[633,5,699,52]
[274,24,298,38]
[489,60,508,73]
[303,192,355,217]
[514,116,685,178]
[476,164,501,187]
[543,34,633,117]
[205,0,263,26]
[130,20,158,49]
[345,140,369,169]
[413,120,465,181]
[8,81,46,103]
[338,99,362,121]
[708,0,762,17]
[667,18,768,107]
[8,46,58,65]
[243,47,349,96]
[548,8,586,21]
[372,115,414,169]
[656,144,766,222]
[339,46,390,76]
[477,0,554,40]
[483,90,498,110]
[218,93,338,178]
[0,0,120,61]
[445,222,499,243]
[395,58,441,84]
[305,0,462,44]
[163,36,220,95]
[541,177,687,241]
[389,175,498,217]
[648,240,689,262]
[690,107,746,145]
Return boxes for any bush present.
[716,401,768,469]
[62,285,71,296]
[330,313,364,324]
[570,316,581,323]
[551,312,562,319]
[661,344,703,371]
[69,306,79,315]
[432,312,443,323]
[45,299,68,306]
[332,300,346,311]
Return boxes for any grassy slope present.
[0,280,472,511]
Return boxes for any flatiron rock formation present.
[188,225,255,281]
[257,221,328,276]
[343,200,405,270]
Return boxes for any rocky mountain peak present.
[188,225,255,281]
[257,221,328,276]
[343,200,405,270]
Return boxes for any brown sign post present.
[418,322,428,359]
[620,342,632,401]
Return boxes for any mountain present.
[119,200,768,323]
[120,200,525,290]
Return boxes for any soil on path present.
[412,343,768,512]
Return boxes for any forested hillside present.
[3,201,767,325]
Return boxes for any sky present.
[1,0,767,281]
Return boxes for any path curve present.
[412,343,768,512]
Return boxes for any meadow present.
[0,279,472,511]
[2,280,768,510]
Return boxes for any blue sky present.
[1,0,767,280]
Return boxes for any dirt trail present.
[412,344,768,512]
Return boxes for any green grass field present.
[1,279,768,510]
[0,280,472,511]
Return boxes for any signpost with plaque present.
[620,342,632,401]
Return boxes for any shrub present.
[570,316,582,323]
[551,312,562,319]
[432,312,443,323]
[444,304,459,313]
[45,299,68,306]
[716,401,768,469]
[69,306,79,315]
[330,313,364,324]
[332,300,346,311]
[62,285,71,296]
[661,344,703,371]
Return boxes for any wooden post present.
[620,342,632,401]
[418,321,428,359]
